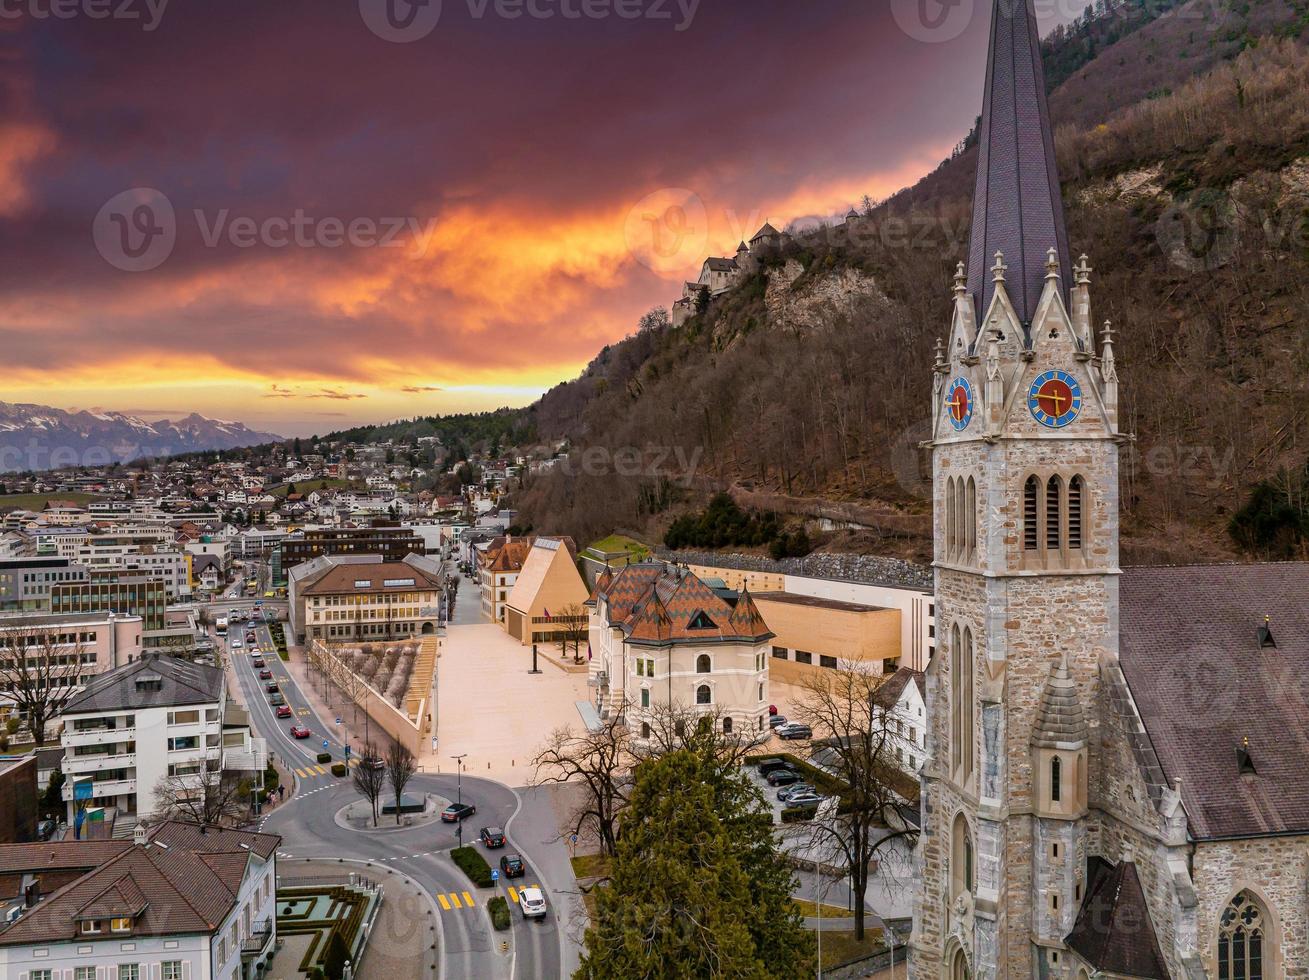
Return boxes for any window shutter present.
[181,963,190,980]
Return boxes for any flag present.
[543,608,551,620]
[587,640,592,661]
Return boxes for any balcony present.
[63,777,137,801]
[64,752,136,774]
[63,726,135,747]
[242,923,274,959]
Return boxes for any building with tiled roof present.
[502,537,588,646]
[587,561,773,739]
[477,535,534,625]
[0,820,279,980]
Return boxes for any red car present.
[259,669,273,680]
[276,705,293,718]
[290,725,311,739]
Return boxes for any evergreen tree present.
[579,749,812,979]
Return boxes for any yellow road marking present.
[508,887,518,903]
[316,765,329,775]
[449,893,463,909]
[294,768,307,778]
[462,891,475,907]
[437,894,450,911]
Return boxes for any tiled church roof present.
[592,561,774,647]
[1065,859,1169,978]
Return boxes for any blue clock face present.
[945,378,973,431]
[1028,370,1083,428]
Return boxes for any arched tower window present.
[1068,475,1084,551]
[1045,475,1064,551]
[961,627,974,783]
[950,813,974,902]
[696,654,711,674]
[965,477,977,560]
[1023,476,1040,551]
[1219,891,1271,979]
[950,948,971,980]
[950,624,962,775]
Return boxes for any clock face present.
[1028,370,1083,428]
[945,378,973,431]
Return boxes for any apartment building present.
[279,524,426,567]
[588,562,774,738]
[295,557,444,644]
[58,655,264,826]
[0,558,89,612]
[0,613,145,738]
[477,535,533,624]
[50,572,167,635]
[0,821,279,980]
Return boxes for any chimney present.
[132,824,148,846]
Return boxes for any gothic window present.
[950,948,971,980]
[1219,892,1270,980]
[950,624,962,774]
[965,477,977,560]
[950,813,974,902]
[950,624,975,785]
[1068,475,1084,550]
[945,477,957,559]
[1045,475,1064,551]
[1023,476,1040,550]
[1050,756,1062,803]
[696,654,711,673]
[696,684,711,705]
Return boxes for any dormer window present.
[1258,616,1276,649]
[111,916,133,932]
[80,919,102,934]
[687,611,716,630]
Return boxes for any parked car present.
[518,886,547,920]
[479,826,506,848]
[268,693,286,706]
[259,669,273,680]
[36,819,57,841]
[766,768,803,787]
[441,802,476,823]
[499,854,526,878]
[777,723,812,740]
[290,725,311,739]
[777,783,816,802]
[276,704,293,718]
[265,682,280,694]
[785,791,825,808]
[768,714,789,729]
[757,759,795,778]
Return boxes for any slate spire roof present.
[1065,859,1169,978]
[966,0,1070,326]
[1032,655,1088,748]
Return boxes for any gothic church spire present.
[966,0,1070,327]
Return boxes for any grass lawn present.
[586,534,650,560]
[570,854,612,879]
[0,492,102,511]
[265,478,358,497]
[818,926,887,969]
[792,897,855,921]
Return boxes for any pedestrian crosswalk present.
[430,885,541,912]
[505,884,541,904]
[293,764,333,778]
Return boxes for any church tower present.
[911,0,1125,976]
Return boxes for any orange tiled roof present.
[594,561,773,647]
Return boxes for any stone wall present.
[655,548,932,590]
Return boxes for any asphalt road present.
[226,614,564,980]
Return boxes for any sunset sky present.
[0,0,1072,437]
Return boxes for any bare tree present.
[0,625,87,746]
[385,740,417,825]
[553,602,588,663]
[351,744,386,827]
[637,701,756,771]
[792,664,920,941]
[152,765,250,827]
[531,704,633,857]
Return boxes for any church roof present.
[1031,656,1088,748]
[966,0,1070,326]
[1065,859,1169,978]
[593,561,773,647]
[1120,562,1309,840]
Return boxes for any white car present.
[518,886,547,919]
[231,638,243,649]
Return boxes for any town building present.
[502,537,588,645]
[0,821,279,980]
[49,573,175,649]
[910,2,1309,976]
[289,554,444,644]
[279,524,426,568]
[0,558,89,613]
[58,656,265,830]
[753,591,903,683]
[0,756,38,843]
[477,535,534,625]
[587,561,773,739]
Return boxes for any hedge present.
[781,805,818,823]
[317,752,333,764]
[487,896,511,931]
[330,763,347,777]
[746,751,846,797]
[451,846,494,887]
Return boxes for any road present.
[225,610,564,980]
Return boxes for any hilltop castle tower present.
[911,0,1127,975]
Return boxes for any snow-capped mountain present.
[0,402,282,472]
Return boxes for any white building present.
[59,656,265,828]
[0,821,279,980]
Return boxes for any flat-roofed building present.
[0,558,89,612]
[280,525,425,567]
[751,591,903,683]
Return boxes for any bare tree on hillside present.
[0,626,87,746]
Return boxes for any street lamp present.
[451,753,467,848]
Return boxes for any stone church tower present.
[911,0,1126,976]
